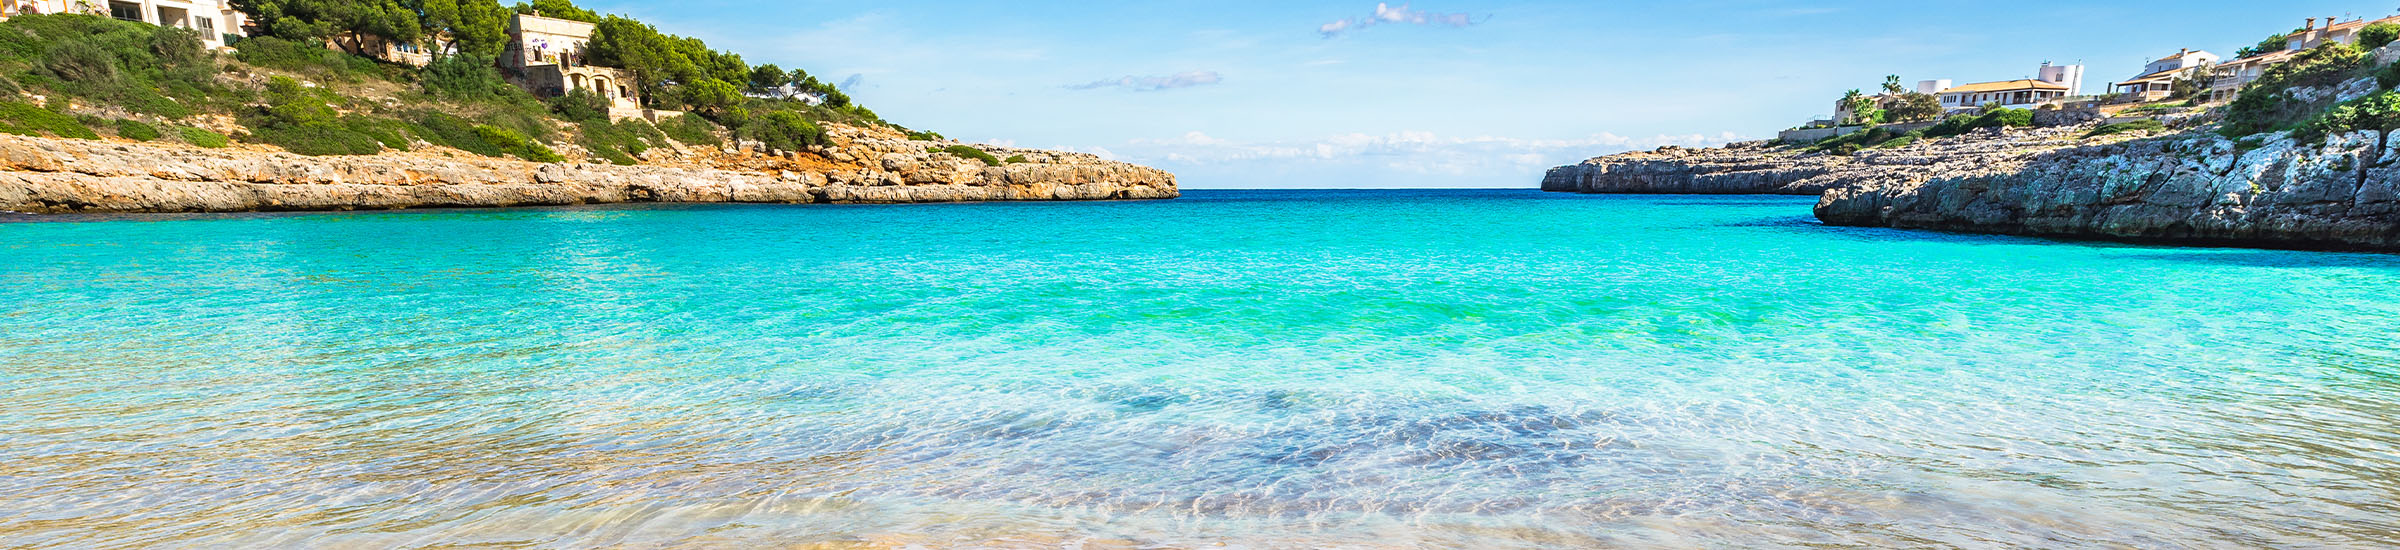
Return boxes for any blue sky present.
[580,0,2390,188]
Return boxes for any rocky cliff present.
[0,124,1177,214]
[1546,125,2400,251]
[1539,128,2086,196]
[1817,130,2400,250]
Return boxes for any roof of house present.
[2115,71,2183,86]
[2150,50,2219,64]
[2225,48,2299,66]
[1938,79,2070,94]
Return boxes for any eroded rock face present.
[1544,124,2400,251]
[0,124,1177,214]
[1542,130,2087,196]
[1817,131,2400,250]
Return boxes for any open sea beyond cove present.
[5,189,2400,548]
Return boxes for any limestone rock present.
[0,123,1177,214]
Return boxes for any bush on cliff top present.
[2222,43,2374,137]
[112,119,159,141]
[240,76,401,156]
[233,36,393,83]
[931,144,1002,166]
[0,14,222,119]
[177,126,229,148]
[2295,90,2400,146]
[474,124,563,162]
[0,101,99,139]
[660,114,722,146]
[2083,119,2165,138]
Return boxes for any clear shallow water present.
[3,190,2400,549]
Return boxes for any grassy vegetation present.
[474,124,561,162]
[2083,119,2166,138]
[232,36,393,82]
[931,144,1001,166]
[659,114,722,146]
[2222,43,2373,138]
[176,126,229,148]
[0,101,99,139]
[1004,154,1027,164]
[112,119,159,141]
[0,15,228,119]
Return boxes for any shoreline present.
[1544,126,2400,252]
[0,124,1178,215]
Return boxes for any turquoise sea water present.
[4,190,2400,548]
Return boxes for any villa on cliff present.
[502,13,679,122]
[1937,79,2070,110]
[0,0,244,49]
[2210,16,2400,102]
[1926,62,2084,111]
[2112,48,2221,102]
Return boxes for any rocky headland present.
[0,124,1177,214]
[1546,123,2400,251]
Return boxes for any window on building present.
[108,2,139,20]
[195,17,213,34]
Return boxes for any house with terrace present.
[1937,79,2071,110]
[502,13,674,122]
[2211,15,2400,102]
[0,0,245,49]
[2113,48,2220,102]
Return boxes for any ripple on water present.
[3,192,2400,548]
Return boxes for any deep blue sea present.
[4,190,2399,548]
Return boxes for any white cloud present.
[1068,71,1225,92]
[1320,3,1481,38]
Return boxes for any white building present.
[2114,49,2221,102]
[2036,62,2084,96]
[1926,62,2082,111]
[1937,79,2071,110]
[0,0,246,50]
[502,13,679,122]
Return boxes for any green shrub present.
[2365,23,2400,50]
[343,115,413,150]
[2295,90,2400,145]
[621,118,668,146]
[0,101,98,139]
[423,54,518,100]
[2083,119,2166,138]
[176,126,229,148]
[576,119,657,165]
[233,36,384,81]
[409,111,486,155]
[2379,62,2400,90]
[931,144,1001,166]
[241,76,391,155]
[905,129,945,141]
[2223,43,2374,137]
[1875,135,1916,149]
[112,119,159,141]
[473,124,563,162]
[1919,108,2034,139]
[742,110,826,152]
[0,15,215,119]
[659,113,720,146]
[547,88,610,122]
[1004,154,1027,164]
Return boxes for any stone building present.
[502,13,667,121]
[2112,48,2220,102]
